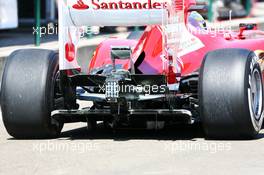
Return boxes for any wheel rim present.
[249,68,263,120]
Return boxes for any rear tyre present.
[1,49,63,139]
[199,49,263,139]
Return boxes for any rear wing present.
[58,0,195,70]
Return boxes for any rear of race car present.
[53,0,196,129]
[1,0,264,139]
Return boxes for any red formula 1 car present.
[1,0,264,139]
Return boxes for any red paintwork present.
[89,25,264,76]
[88,39,137,72]
[72,0,89,10]
[88,0,264,76]
[65,43,75,62]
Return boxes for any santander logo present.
[72,0,89,10]
[72,0,168,10]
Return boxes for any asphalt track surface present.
[0,106,264,175]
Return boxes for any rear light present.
[167,66,176,84]
[65,42,75,62]
[167,55,177,84]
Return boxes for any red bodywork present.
[88,2,264,77]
